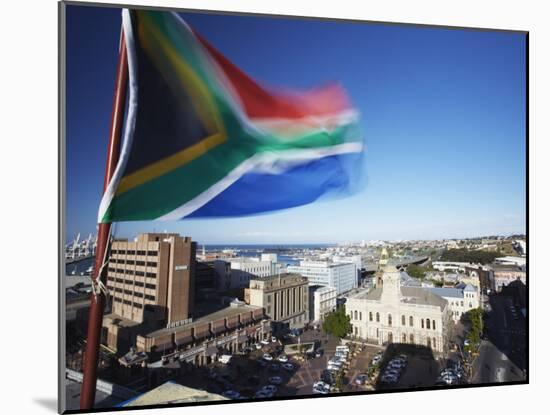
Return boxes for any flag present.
[98,9,365,223]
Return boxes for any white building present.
[309,285,337,323]
[432,261,471,273]
[427,284,479,322]
[287,260,357,295]
[214,257,273,289]
[494,256,526,267]
[346,264,452,354]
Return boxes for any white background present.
[0,0,545,413]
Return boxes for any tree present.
[323,305,352,339]
[407,264,427,280]
[463,308,484,351]
[440,248,499,265]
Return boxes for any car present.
[254,390,273,399]
[262,385,278,394]
[389,359,406,370]
[262,353,273,361]
[321,370,336,385]
[219,354,232,364]
[354,374,369,385]
[222,390,240,399]
[371,355,382,365]
[258,359,268,368]
[336,345,350,354]
[271,336,278,343]
[282,363,295,371]
[384,368,400,378]
[277,354,289,363]
[380,374,399,384]
[260,339,270,346]
[315,349,324,358]
[268,376,283,385]
[463,339,470,347]
[269,363,280,372]
[254,343,262,350]
[312,381,330,395]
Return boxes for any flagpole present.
[80,28,128,410]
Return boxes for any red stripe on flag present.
[194,31,351,120]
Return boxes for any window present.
[402,315,406,326]
[409,316,414,327]
[388,314,392,327]
[461,301,464,307]
[432,320,436,330]
[376,312,380,323]
[410,333,414,343]
[421,319,424,329]
[427,337,431,348]
[469,302,472,308]
[402,333,407,343]
[426,319,431,329]
[433,337,437,350]
[359,312,362,321]
[369,312,373,321]
[354,310,358,320]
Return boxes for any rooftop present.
[120,381,226,407]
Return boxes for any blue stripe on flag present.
[185,153,362,218]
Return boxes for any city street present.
[472,294,526,384]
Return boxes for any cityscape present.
[65,233,527,409]
[63,4,526,412]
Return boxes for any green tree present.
[464,308,484,349]
[407,264,427,280]
[323,305,352,339]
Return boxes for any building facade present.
[103,233,196,352]
[287,260,357,295]
[346,264,452,354]
[309,285,337,323]
[136,301,270,366]
[245,273,309,331]
[492,265,527,292]
[428,284,479,322]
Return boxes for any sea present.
[65,243,334,275]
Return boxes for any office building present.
[287,260,357,294]
[245,273,309,331]
[103,233,196,352]
[309,285,337,323]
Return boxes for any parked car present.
[261,385,278,394]
[268,376,283,385]
[354,374,369,385]
[380,374,399,384]
[254,343,262,350]
[271,336,278,343]
[312,381,330,395]
[254,390,273,399]
[315,349,324,358]
[260,339,270,346]
[277,354,289,363]
[219,354,232,364]
[282,363,295,372]
[262,353,273,361]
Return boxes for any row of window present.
[111,249,159,256]
[108,276,156,290]
[351,310,437,330]
[107,267,157,278]
[110,258,158,267]
[113,297,143,308]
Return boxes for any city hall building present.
[346,264,452,354]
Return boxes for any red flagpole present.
[80,28,128,410]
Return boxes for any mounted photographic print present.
[59,1,528,413]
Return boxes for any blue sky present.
[65,5,526,244]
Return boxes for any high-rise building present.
[245,273,309,331]
[287,260,357,295]
[103,233,196,351]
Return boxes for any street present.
[472,293,526,384]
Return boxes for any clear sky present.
[65,5,526,244]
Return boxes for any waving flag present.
[98,9,365,222]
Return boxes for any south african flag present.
[98,9,365,222]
